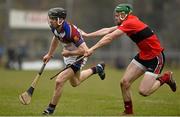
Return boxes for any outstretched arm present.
[84,29,124,57]
[43,36,59,63]
[80,26,117,38]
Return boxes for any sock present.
[157,73,169,86]
[157,76,164,86]
[49,103,56,109]
[91,66,97,74]
[124,101,133,114]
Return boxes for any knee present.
[55,79,65,88]
[120,79,130,89]
[138,88,149,97]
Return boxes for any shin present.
[120,61,144,114]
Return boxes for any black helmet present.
[48,7,66,19]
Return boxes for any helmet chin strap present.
[54,18,64,29]
[119,14,128,21]
[47,17,64,29]
[57,18,64,26]
[116,14,128,25]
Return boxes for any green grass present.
[0,67,180,116]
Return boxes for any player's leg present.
[120,59,145,115]
[139,72,159,96]
[139,72,176,96]
[138,52,176,96]
[69,69,92,87]
[43,68,75,115]
[69,62,105,87]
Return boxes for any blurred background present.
[0,0,180,70]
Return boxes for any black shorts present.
[70,65,80,73]
[133,51,165,74]
[67,57,85,73]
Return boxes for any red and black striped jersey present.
[118,14,163,60]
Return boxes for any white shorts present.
[63,56,88,69]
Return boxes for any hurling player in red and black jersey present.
[42,7,106,115]
[83,4,176,115]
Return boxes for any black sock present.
[91,66,97,74]
[49,103,56,109]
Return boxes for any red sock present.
[157,72,170,86]
[124,101,133,114]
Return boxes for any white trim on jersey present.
[54,29,65,38]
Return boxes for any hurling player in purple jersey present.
[42,7,105,115]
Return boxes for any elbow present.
[108,37,113,43]
[98,37,112,47]
[104,35,113,44]
[102,28,112,34]
[103,27,116,34]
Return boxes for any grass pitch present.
[0,66,180,116]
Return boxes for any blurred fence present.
[0,0,180,68]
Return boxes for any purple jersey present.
[50,21,86,65]
[50,21,84,47]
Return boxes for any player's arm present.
[47,36,59,56]
[80,26,117,39]
[43,36,59,63]
[84,29,124,57]
[62,42,88,57]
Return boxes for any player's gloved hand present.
[43,54,53,63]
